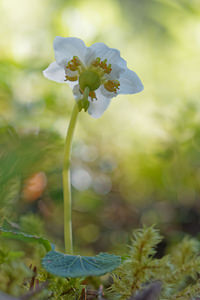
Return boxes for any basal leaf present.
[0,227,51,252]
[42,250,121,277]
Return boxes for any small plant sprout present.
[42,36,144,278]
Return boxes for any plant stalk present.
[62,103,79,254]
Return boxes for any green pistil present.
[79,70,101,91]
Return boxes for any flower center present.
[64,56,121,111]
[79,70,101,92]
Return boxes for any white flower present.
[43,37,144,118]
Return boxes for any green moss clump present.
[110,226,200,300]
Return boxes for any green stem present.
[62,103,79,254]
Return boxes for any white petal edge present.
[43,61,66,83]
[86,43,127,70]
[88,88,112,119]
[118,69,144,94]
[53,36,88,67]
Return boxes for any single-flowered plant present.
[44,37,143,118]
[41,37,143,279]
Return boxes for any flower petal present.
[86,43,127,70]
[118,69,144,94]
[105,63,125,80]
[67,80,79,89]
[43,61,66,83]
[53,37,88,67]
[72,84,82,100]
[88,88,112,119]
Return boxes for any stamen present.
[66,56,81,71]
[106,64,112,74]
[92,57,101,67]
[100,59,107,68]
[104,80,120,93]
[89,91,97,101]
[65,75,78,82]
[92,57,112,74]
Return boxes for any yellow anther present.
[104,80,120,93]
[91,57,112,75]
[65,75,78,82]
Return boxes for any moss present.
[110,226,200,300]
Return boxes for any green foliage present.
[0,229,85,299]
[19,213,45,236]
[111,226,200,300]
[0,243,85,299]
[0,223,51,252]
[38,270,85,299]
[0,248,24,265]
[0,245,32,297]
[42,250,121,277]
[2,225,200,299]
[0,261,32,297]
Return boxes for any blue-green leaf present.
[42,250,121,277]
[0,227,51,252]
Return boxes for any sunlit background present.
[1,0,200,255]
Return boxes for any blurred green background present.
[1,0,200,255]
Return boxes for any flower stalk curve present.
[63,103,79,254]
